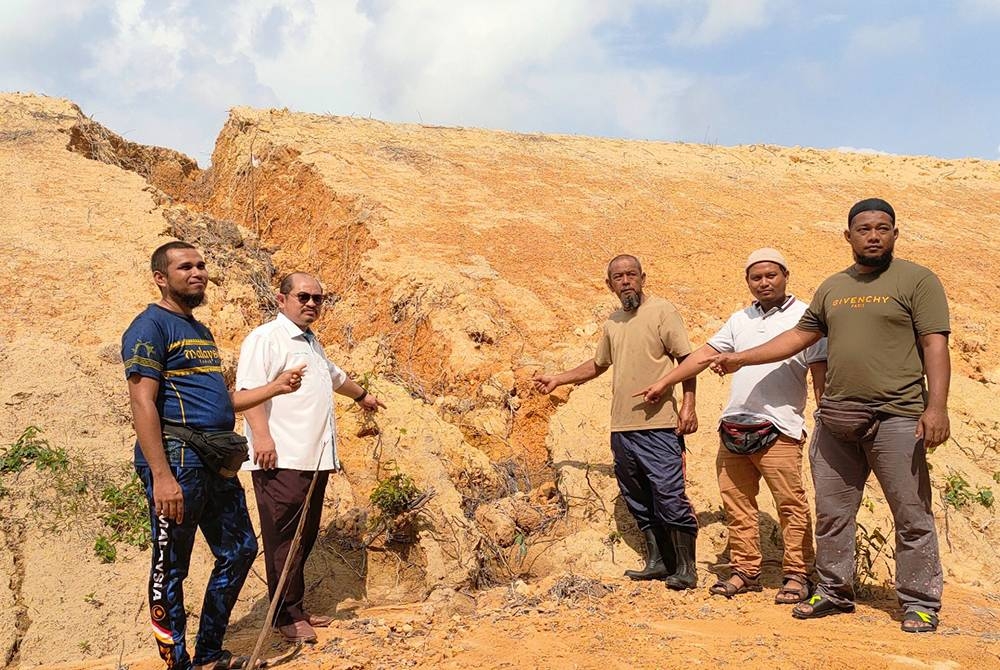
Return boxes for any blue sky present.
[2,0,998,165]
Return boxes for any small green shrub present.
[0,426,69,473]
[2,428,153,561]
[369,473,421,520]
[93,535,117,563]
[943,473,974,509]
[99,472,151,549]
[976,487,994,509]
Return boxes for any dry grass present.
[0,130,34,143]
[547,573,617,604]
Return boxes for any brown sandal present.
[709,573,762,598]
[774,575,811,604]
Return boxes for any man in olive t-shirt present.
[533,254,701,590]
[799,260,949,416]
[706,198,951,634]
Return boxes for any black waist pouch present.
[817,398,880,442]
[162,423,249,478]
[719,414,780,455]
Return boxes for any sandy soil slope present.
[1,93,999,669]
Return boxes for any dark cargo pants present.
[810,415,942,613]
[611,428,699,536]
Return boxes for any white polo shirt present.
[236,312,348,471]
[707,295,827,440]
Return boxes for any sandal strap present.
[710,578,738,595]
[779,575,809,593]
[732,570,759,584]
[903,609,938,628]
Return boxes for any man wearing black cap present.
[706,199,951,633]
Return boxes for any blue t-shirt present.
[122,304,235,467]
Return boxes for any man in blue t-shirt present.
[123,241,303,670]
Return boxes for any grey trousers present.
[810,415,942,613]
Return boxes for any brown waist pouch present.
[816,398,880,442]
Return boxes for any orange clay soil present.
[1,93,999,669]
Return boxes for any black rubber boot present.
[624,527,670,580]
[664,528,698,590]
[657,525,677,575]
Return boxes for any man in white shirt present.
[635,248,826,604]
[237,272,385,643]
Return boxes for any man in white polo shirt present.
[237,272,385,643]
[635,248,826,604]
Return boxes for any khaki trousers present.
[716,434,815,580]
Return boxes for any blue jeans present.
[137,463,258,669]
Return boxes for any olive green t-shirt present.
[797,258,950,417]
[595,295,693,432]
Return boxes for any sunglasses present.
[287,292,326,306]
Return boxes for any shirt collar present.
[275,312,312,341]
[752,294,795,317]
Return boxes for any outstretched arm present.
[231,363,307,411]
[707,328,821,375]
[917,333,950,450]
[335,378,387,412]
[533,359,609,394]
[634,343,717,404]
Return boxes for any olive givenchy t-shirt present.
[595,294,693,432]
[797,258,950,417]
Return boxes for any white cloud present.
[239,1,375,116]
[48,0,697,157]
[0,1,94,43]
[959,0,1000,17]
[669,0,779,47]
[83,1,192,95]
[845,16,923,57]
[14,0,975,162]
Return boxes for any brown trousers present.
[251,469,329,627]
[716,434,814,580]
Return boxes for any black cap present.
[848,198,895,226]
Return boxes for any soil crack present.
[2,516,30,667]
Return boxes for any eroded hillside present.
[1,94,999,669]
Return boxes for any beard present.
[855,249,893,269]
[171,287,206,309]
[620,291,641,312]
